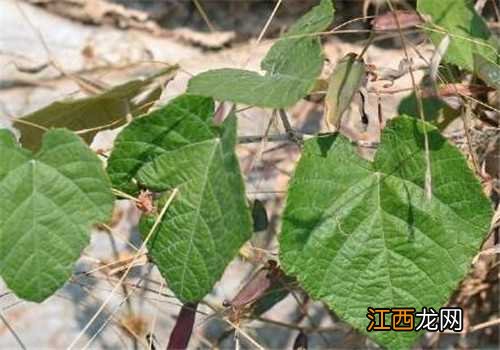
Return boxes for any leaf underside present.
[14,66,177,151]
[0,129,113,302]
[280,116,492,349]
[187,0,334,108]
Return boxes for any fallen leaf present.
[14,65,178,151]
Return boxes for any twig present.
[238,134,293,144]
[99,223,140,253]
[386,0,432,200]
[112,188,141,203]
[278,109,303,146]
[257,0,283,43]
[80,268,152,350]
[192,0,216,32]
[67,188,179,350]
[469,317,500,333]
[238,132,379,149]
[255,316,350,334]
[75,119,123,135]
[224,319,265,350]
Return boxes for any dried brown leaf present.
[371,10,423,31]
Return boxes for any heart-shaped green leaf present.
[280,116,492,348]
[417,0,497,71]
[107,94,215,195]
[137,113,252,302]
[187,0,334,108]
[0,129,114,302]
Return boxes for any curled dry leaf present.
[371,10,423,31]
[223,260,287,322]
[224,261,279,309]
[14,66,178,151]
[324,53,366,130]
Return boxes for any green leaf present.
[107,94,216,195]
[280,116,492,349]
[417,0,498,71]
[324,53,366,129]
[187,0,334,108]
[474,53,500,89]
[137,113,252,302]
[0,129,114,302]
[14,66,178,151]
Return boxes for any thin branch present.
[193,0,217,32]
[470,317,500,333]
[238,132,380,149]
[386,0,432,200]
[238,133,293,144]
[257,0,283,43]
[278,109,303,146]
[80,270,152,350]
[75,119,123,135]
[67,188,179,349]
[224,319,265,350]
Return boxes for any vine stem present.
[385,0,432,200]
[67,188,179,350]
[237,132,379,148]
